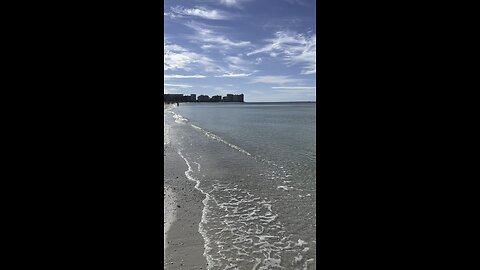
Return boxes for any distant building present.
[223,94,233,102]
[233,94,244,102]
[210,95,222,102]
[197,95,210,102]
[164,93,244,103]
[164,94,183,102]
[222,94,244,102]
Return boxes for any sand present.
[164,187,175,257]
[164,104,207,269]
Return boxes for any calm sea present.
[165,102,316,269]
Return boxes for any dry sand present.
[164,104,207,269]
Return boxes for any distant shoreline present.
[166,101,316,104]
[245,101,316,103]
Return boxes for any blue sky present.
[164,0,316,102]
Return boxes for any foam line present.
[177,150,215,270]
[190,124,252,156]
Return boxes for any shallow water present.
[165,102,316,269]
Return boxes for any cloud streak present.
[164,84,193,88]
[168,6,233,20]
[272,86,316,89]
[184,21,252,51]
[219,0,244,8]
[249,75,304,85]
[164,42,222,73]
[248,31,316,75]
[164,74,208,79]
[215,73,252,78]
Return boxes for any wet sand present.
[164,187,175,257]
[164,104,207,269]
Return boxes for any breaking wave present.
[169,110,251,156]
[190,124,252,156]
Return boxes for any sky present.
[164,0,316,102]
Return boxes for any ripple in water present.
[169,109,316,269]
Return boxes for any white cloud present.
[249,76,304,85]
[164,39,251,77]
[164,74,207,79]
[169,6,232,20]
[272,86,316,89]
[248,31,316,75]
[166,23,253,76]
[164,84,192,88]
[164,42,222,73]
[164,12,181,20]
[184,21,251,50]
[219,0,252,8]
[223,56,251,72]
[215,73,252,78]
[220,0,240,7]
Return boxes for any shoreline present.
[163,103,317,268]
[164,105,207,269]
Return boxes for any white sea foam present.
[190,124,251,156]
[193,161,201,171]
[170,110,252,157]
[277,185,294,191]
[168,105,316,269]
[304,258,315,269]
[295,239,308,247]
[164,122,170,146]
[164,107,173,147]
[177,150,216,269]
[192,179,308,269]
[172,112,188,124]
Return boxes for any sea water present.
[165,102,316,270]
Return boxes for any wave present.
[190,124,252,156]
[169,111,309,193]
[177,150,312,269]
[171,112,189,124]
[169,111,251,156]
[170,111,316,269]
[177,150,215,269]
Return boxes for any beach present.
[164,104,207,269]
[164,102,316,269]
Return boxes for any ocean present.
[165,102,316,269]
